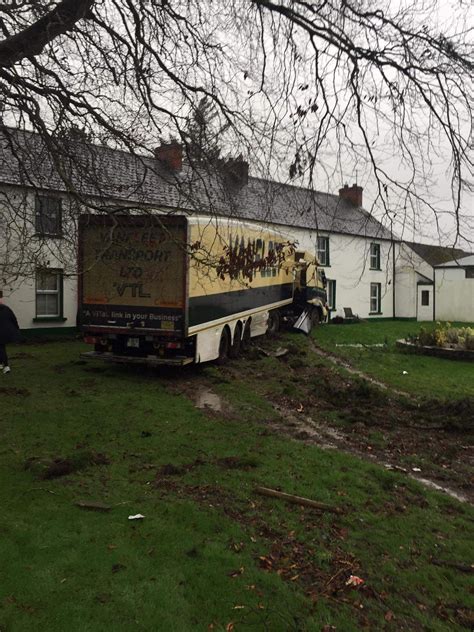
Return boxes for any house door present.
[417,285,433,321]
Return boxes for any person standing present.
[0,292,20,374]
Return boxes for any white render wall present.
[5,274,78,331]
[283,226,395,319]
[394,243,434,319]
[0,184,77,331]
[435,268,474,323]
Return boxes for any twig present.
[431,558,474,574]
[254,486,342,514]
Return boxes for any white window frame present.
[36,270,62,318]
[317,236,329,266]
[370,282,381,314]
[369,243,381,270]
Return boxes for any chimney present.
[339,183,363,207]
[154,142,182,171]
[223,157,249,188]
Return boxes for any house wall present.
[283,227,394,319]
[0,185,77,332]
[434,268,474,323]
[394,243,433,318]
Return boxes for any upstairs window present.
[369,243,381,270]
[35,196,62,236]
[36,269,63,318]
[317,236,329,266]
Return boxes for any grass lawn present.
[0,340,472,631]
[313,320,474,400]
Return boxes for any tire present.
[217,327,231,364]
[266,309,281,336]
[229,323,242,358]
[310,307,321,328]
[241,320,252,351]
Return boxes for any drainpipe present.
[392,240,396,319]
[433,268,436,321]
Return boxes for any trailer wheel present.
[230,323,242,358]
[310,307,321,327]
[217,327,231,364]
[267,310,281,336]
[241,320,252,351]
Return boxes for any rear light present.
[165,342,182,349]
[84,336,97,345]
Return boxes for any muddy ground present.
[168,338,474,504]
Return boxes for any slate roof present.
[405,241,472,267]
[435,253,474,267]
[0,126,393,240]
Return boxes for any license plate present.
[127,337,140,348]
[161,321,175,331]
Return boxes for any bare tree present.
[0,0,472,285]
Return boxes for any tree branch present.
[0,0,94,68]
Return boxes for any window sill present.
[368,312,383,316]
[319,264,331,268]
[33,317,67,323]
[369,268,382,271]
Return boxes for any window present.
[421,290,430,306]
[35,196,62,236]
[369,243,381,270]
[36,270,63,318]
[317,236,329,266]
[466,267,474,279]
[327,279,336,310]
[370,282,381,313]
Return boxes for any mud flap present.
[293,308,312,335]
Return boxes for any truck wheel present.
[267,310,281,336]
[229,323,242,358]
[241,320,252,351]
[217,327,230,364]
[310,307,321,327]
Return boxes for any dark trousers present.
[0,344,8,366]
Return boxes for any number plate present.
[161,321,175,331]
[127,337,140,348]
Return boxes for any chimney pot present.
[339,182,363,207]
[154,142,182,171]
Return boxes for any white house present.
[1,127,469,332]
[433,254,474,323]
[394,242,472,321]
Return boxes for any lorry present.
[78,214,327,366]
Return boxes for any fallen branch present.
[431,558,474,574]
[254,486,342,514]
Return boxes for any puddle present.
[195,390,224,413]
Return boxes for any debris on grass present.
[216,456,259,470]
[74,501,112,512]
[24,451,109,480]
[128,514,145,520]
[0,386,30,396]
[255,486,342,514]
[346,575,365,587]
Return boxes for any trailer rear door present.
[79,215,187,334]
